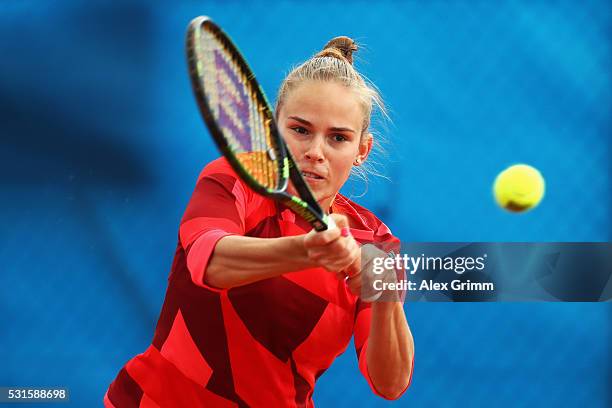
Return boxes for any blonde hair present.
[275,36,389,188]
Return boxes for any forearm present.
[205,235,314,288]
[366,301,414,399]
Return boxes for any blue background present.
[1,1,610,406]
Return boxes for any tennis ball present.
[493,164,545,212]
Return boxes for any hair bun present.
[315,36,358,65]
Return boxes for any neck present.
[319,193,337,215]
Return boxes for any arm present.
[348,243,414,400]
[180,160,359,290]
[205,214,359,289]
[205,235,312,288]
[366,301,414,399]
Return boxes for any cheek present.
[329,151,356,184]
[281,132,303,156]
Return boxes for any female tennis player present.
[105,36,414,407]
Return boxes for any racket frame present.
[186,16,330,231]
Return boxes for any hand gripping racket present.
[186,16,334,231]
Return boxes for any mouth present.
[301,170,325,180]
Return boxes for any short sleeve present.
[178,158,249,289]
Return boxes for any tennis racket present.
[186,16,333,231]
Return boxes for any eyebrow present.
[287,116,356,133]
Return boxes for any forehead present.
[280,81,363,127]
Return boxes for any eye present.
[290,126,308,135]
[331,134,348,142]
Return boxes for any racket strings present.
[199,27,278,189]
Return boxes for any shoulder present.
[198,156,239,181]
[190,157,276,223]
[332,194,396,243]
[193,157,250,196]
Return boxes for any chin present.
[308,183,328,195]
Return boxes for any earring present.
[353,158,361,165]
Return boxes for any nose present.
[304,136,325,163]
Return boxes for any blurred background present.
[1,0,610,406]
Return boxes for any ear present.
[355,133,373,165]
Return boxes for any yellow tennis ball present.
[493,164,545,212]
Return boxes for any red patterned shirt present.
[105,157,406,407]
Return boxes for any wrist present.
[289,234,316,269]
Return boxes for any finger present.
[308,238,360,272]
[345,245,362,277]
[303,227,341,249]
[308,233,357,265]
[331,243,360,275]
[324,236,353,256]
[329,245,361,272]
[307,244,349,262]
